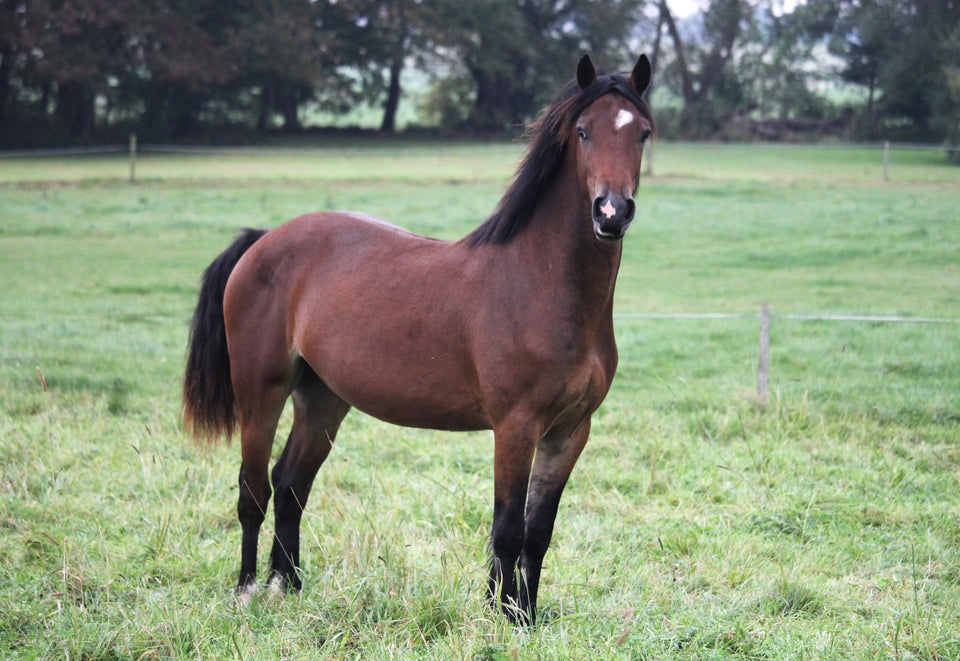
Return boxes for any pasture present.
[0,143,958,659]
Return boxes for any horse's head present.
[573,54,652,242]
[464,53,654,248]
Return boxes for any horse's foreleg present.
[489,419,539,623]
[519,419,591,624]
[269,372,349,591]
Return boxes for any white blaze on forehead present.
[614,108,635,131]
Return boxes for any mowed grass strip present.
[0,144,958,659]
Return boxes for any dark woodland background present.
[1,0,958,148]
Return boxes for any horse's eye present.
[577,128,587,140]
[640,129,652,145]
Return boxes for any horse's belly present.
[300,324,489,432]
[324,368,489,432]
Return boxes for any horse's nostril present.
[624,198,636,222]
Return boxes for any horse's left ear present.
[631,54,651,95]
[577,54,597,89]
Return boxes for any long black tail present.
[183,228,268,443]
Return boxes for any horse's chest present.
[533,335,617,430]
[567,344,615,402]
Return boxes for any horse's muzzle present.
[592,194,636,242]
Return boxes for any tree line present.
[0,0,957,148]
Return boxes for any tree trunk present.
[54,81,95,138]
[648,4,665,102]
[279,88,301,131]
[660,0,695,102]
[697,0,742,96]
[0,44,11,130]
[472,68,514,133]
[379,0,409,133]
[380,54,403,132]
[257,82,273,131]
[660,0,743,135]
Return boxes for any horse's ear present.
[577,54,597,89]
[631,53,651,95]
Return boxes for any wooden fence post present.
[757,303,770,405]
[883,140,890,183]
[129,133,137,184]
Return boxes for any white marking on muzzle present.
[614,109,635,131]
[599,200,617,219]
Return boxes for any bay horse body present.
[183,54,653,624]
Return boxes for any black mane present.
[465,71,654,247]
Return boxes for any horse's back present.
[248,210,437,264]
[223,211,489,430]
[227,210,446,295]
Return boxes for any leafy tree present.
[659,0,749,136]
[829,0,960,141]
[228,0,348,132]
[1,0,957,147]
[937,22,960,156]
[719,0,848,138]
[827,0,899,135]
[368,0,418,132]
[237,0,434,134]
[20,0,128,138]
[421,0,646,134]
[0,0,28,133]
[127,0,235,139]
[0,0,233,142]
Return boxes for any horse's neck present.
[517,164,623,315]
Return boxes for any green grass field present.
[1,143,958,659]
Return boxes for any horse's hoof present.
[266,574,288,601]
[235,582,258,608]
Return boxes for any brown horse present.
[183,53,653,624]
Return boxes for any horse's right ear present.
[631,54,651,95]
[577,54,597,89]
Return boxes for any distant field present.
[1,143,958,658]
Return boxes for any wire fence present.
[612,305,960,405]
[4,304,955,410]
[3,138,956,187]
[2,140,958,159]
[614,311,960,324]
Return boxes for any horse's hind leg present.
[268,366,350,590]
[235,381,288,600]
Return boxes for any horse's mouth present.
[593,220,628,242]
